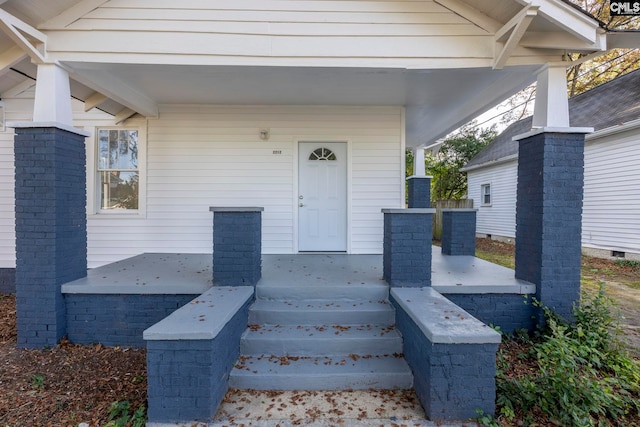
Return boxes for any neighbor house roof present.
[463,68,640,171]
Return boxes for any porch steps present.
[248,300,395,325]
[229,284,413,390]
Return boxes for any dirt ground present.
[476,238,640,356]
[0,294,146,426]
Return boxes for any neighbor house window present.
[481,184,491,206]
[97,129,139,211]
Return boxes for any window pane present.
[129,131,138,168]
[109,139,118,168]
[100,171,139,210]
[98,130,109,169]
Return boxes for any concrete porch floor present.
[62,249,534,295]
[64,250,517,427]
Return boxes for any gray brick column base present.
[441,209,477,256]
[407,176,432,208]
[210,207,263,286]
[14,126,88,349]
[382,208,434,287]
[515,131,586,322]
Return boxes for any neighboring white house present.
[464,69,640,260]
[0,0,633,269]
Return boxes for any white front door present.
[298,142,347,251]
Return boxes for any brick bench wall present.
[145,286,254,424]
[390,287,500,420]
[444,293,536,334]
[65,294,199,347]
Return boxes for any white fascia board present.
[532,0,599,44]
[520,31,606,50]
[68,67,158,118]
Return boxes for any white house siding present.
[0,87,114,269]
[41,0,560,69]
[582,128,640,256]
[467,128,640,257]
[0,111,17,269]
[86,105,404,267]
[467,160,517,240]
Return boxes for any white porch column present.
[33,63,73,127]
[413,147,426,176]
[532,64,570,128]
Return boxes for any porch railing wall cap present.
[8,121,91,137]
[143,286,254,341]
[441,208,478,212]
[381,208,436,214]
[209,206,264,212]
[406,175,434,180]
[391,287,502,344]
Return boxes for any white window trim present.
[87,119,147,217]
[481,183,491,207]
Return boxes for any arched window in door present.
[309,147,337,161]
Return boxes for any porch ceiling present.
[0,0,611,145]
[66,61,541,146]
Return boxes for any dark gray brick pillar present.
[515,131,586,322]
[0,268,16,294]
[14,126,88,348]
[382,208,434,287]
[441,209,477,256]
[407,176,431,208]
[210,207,263,286]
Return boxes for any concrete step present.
[230,354,413,390]
[248,300,395,326]
[240,324,403,356]
[255,284,389,301]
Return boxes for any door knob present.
[299,195,304,199]
[299,203,304,207]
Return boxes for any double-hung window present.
[481,183,491,206]
[97,129,139,211]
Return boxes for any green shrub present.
[105,400,146,427]
[493,287,640,427]
[614,259,640,269]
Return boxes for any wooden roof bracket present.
[0,9,47,63]
[493,6,539,69]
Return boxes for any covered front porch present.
[60,249,532,423]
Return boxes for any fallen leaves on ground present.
[0,294,146,426]
[215,388,426,425]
